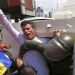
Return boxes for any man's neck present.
[32,37,42,43]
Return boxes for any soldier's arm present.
[19,40,46,58]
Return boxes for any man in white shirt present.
[0,9,50,75]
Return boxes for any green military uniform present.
[19,40,73,75]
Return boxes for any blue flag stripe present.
[0,50,12,68]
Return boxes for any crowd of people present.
[0,9,73,75]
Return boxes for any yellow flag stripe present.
[0,62,7,75]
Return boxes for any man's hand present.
[16,59,23,67]
[1,43,11,49]
[0,9,4,15]
[54,30,62,37]
[0,9,7,24]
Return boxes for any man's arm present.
[19,40,46,58]
[1,43,11,49]
[0,9,21,44]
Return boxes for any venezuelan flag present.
[0,50,12,75]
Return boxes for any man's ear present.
[33,27,35,31]
[34,28,36,33]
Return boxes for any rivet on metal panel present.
[47,24,51,28]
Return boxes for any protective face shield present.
[44,34,75,61]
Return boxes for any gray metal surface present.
[32,18,75,37]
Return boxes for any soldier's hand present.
[16,59,23,67]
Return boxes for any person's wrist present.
[17,63,25,71]
[18,54,23,58]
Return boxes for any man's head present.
[20,20,36,40]
[21,66,37,75]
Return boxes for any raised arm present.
[0,9,22,44]
[19,40,46,58]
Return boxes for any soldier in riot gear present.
[19,33,74,75]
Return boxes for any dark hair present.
[21,66,37,75]
[20,20,35,28]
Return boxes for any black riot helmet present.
[19,33,75,61]
[44,34,75,61]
